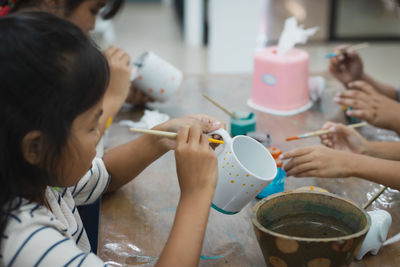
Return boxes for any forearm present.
[347,154,400,190]
[363,141,400,160]
[103,134,168,192]
[156,192,213,267]
[362,74,398,100]
[98,90,127,136]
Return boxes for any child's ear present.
[22,131,43,165]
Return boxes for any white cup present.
[210,129,277,214]
[131,51,183,102]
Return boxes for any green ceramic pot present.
[252,191,370,267]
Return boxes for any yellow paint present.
[310,186,315,191]
[242,184,246,186]
[246,192,248,194]
[236,174,239,176]
[105,117,113,129]
[232,165,234,167]
[224,157,226,160]
[246,174,250,177]
[230,180,235,183]
[229,173,232,175]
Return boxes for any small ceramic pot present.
[252,191,370,267]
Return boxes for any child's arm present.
[98,46,131,136]
[361,73,398,100]
[156,125,217,267]
[282,146,400,190]
[334,81,400,135]
[103,114,223,193]
[320,122,400,160]
[329,44,398,100]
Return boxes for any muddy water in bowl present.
[252,191,370,267]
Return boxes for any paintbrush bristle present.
[285,136,299,142]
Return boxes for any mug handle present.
[208,128,232,156]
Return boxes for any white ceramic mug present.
[131,51,183,102]
[210,129,277,214]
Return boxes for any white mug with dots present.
[131,51,183,102]
[210,128,277,214]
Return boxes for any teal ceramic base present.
[211,203,239,215]
[230,112,257,136]
[345,107,361,124]
[256,168,286,199]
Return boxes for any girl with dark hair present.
[0,12,221,266]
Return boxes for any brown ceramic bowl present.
[252,191,370,267]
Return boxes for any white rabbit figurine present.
[356,210,392,260]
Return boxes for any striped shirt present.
[1,158,111,267]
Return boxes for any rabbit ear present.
[378,211,392,242]
[379,225,387,242]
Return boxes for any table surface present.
[98,74,400,267]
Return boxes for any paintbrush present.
[130,128,224,144]
[285,122,367,141]
[202,93,239,119]
[325,42,369,59]
[362,186,387,210]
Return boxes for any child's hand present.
[175,125,218,199]
[126,83,154,107]
[329,44,364,86]
[104,46,131,101]
[152,114,225,150]
[334,81,400,131]
[319,121,369,154]
[281,146,351,178]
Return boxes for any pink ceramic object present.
[248,46,312,116]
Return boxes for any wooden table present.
[98,74,400,266]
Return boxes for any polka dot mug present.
[209,128,277,214]
[131,51,183,102]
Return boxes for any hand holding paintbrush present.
[130,127,224,144]
[325,43,369,59]
[286,122,367,141]
[328,43,367,86]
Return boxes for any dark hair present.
[11,0,124,20]
[0,12,109,236]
